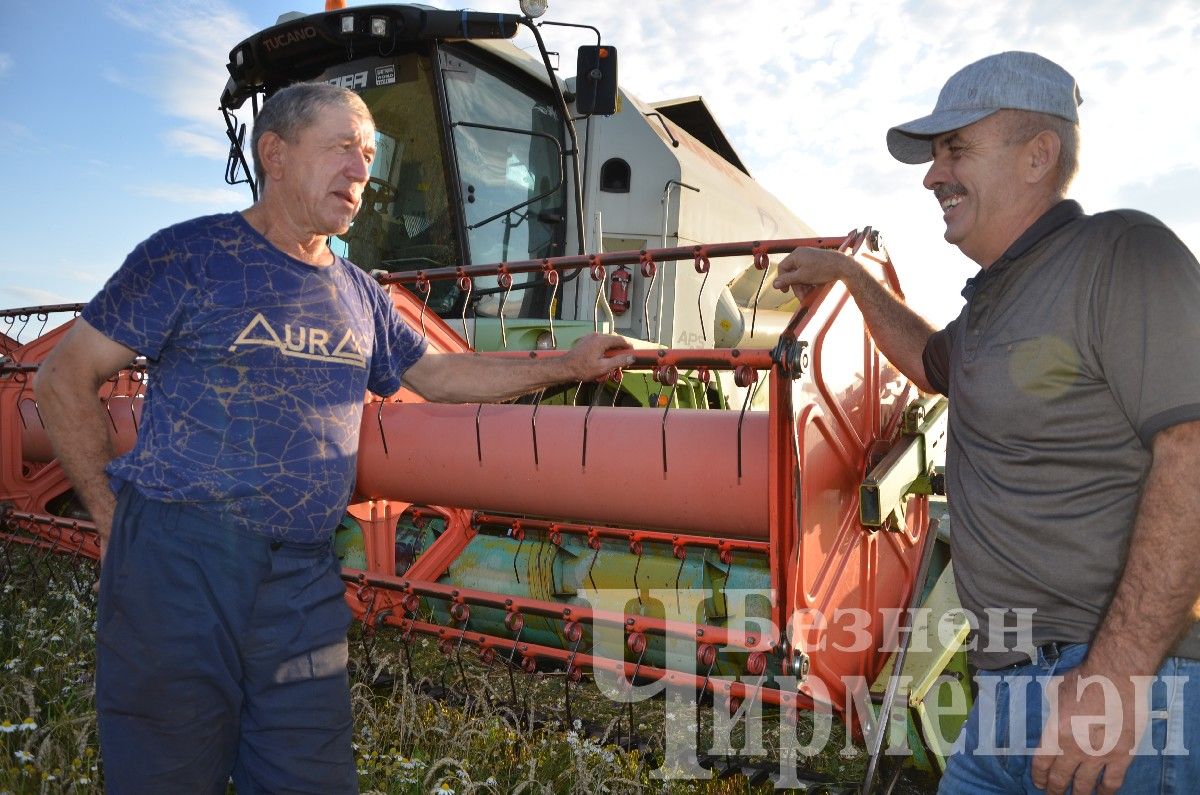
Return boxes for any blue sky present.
[3,0,1198,326]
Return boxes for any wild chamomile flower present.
[14,749,34,763]
[19,717,37,731]
[433,782,455,795]
[0,720,17,733]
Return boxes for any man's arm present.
[1033,419,1200,795]
[402,332,636,403]
[773,248,937,392]
[34,319,139,561]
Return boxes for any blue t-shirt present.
[82,212,427,542]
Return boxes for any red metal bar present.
[377,236,853,286]
[478,347,775,371]
[345,569,780,652]
[0,509,100,559]
[369,614,825,713]
[0,303,84,317]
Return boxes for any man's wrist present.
[1078,637,1163,681]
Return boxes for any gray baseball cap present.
[887,51,1082,164]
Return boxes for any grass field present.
[0,551,936,794]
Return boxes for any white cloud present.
[105,1,254,127]
[0,119,31,140]
[459,0,1200,324]
[0,53,12,78]
[0,119,44,156]
[97,0,1200,325]
[0,285,76,309]
[165,128,231,160]
[130,183,245,206]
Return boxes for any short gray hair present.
[250,82,371,189]
[1001,109,1080,197]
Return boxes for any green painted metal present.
[334,515,368,570]
[859,397,948,528]
[870,552,973,774]
[425,528,774,678]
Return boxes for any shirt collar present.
[960,199,1085,300]
[995,199,1085,264]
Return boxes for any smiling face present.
[922,111,1051,267]
[272,102,377,238]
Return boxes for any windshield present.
[327,54,462,313]
[323,46,567,320]
[440,46,566,318]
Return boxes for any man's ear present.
[257,131,288,183]
[1024,130,1061,186]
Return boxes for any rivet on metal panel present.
[790,650,810,680]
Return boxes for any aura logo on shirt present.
[227,313,366,367]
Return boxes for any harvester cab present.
[217,2,820,409]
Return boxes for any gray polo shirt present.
[923,200,1200,669]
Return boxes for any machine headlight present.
[518,0,549,19]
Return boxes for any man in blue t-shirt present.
[35,82,633,793]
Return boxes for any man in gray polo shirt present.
[774,52,1200,793]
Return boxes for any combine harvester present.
[0,2,970,790]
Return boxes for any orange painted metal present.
[1,234,933,735]
[356,403,771,537]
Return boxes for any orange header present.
[326,0,347,10]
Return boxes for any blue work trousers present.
[940,643,1200,793]
[96,484,357,794]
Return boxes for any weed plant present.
[0,549,932,793]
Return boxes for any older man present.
[35,82,632,793]
[775,52,1200,794]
